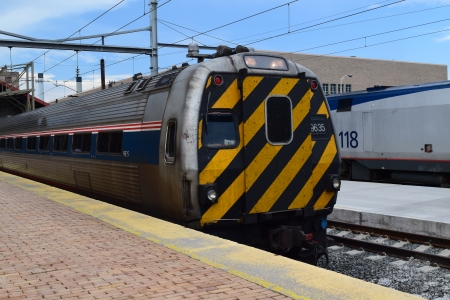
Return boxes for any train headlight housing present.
[326,175,341,191]
[199,184,219,204]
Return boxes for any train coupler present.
[268,226,310,252]
[299,240,330,266]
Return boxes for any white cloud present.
[1,0,138,33]
[434,27,450,42]
[436,35,450,42]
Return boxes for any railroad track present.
[327,221,450,268]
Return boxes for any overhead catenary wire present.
[230,0,400,43]
[37,0,449,99]
[290,27,450,65]
[234,3,450,45]
[158,19,243,46]
[32,0,126,63]
[33,49,184,69]
[40,0,172,96]
[42,0,171,74]
[157,0,405,52]
[291,16,450,53]
[39,20,450,99]
[38,55,195,97]
[40,0,295,97]
[40,52,193,97]
[158,0,298,50]
[245,0,406,46]
[157,20,207,46]
[35,0,393,97]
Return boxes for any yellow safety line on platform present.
[0,171,420,300]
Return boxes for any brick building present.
[264,51,448,94]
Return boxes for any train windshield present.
[244,55,288,71]
[203,111,238,148]
[265,96,293,145]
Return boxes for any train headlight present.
[326,175,341,191]
[207,189,217,202]
[199,184,219,204]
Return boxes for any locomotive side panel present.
[158,66,206,222]
[0,83,155,203]
[139,91,170,215]
[328,82,450,185]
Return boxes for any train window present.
[14,138,23,150]
[27,137,37,151]
[54,135,69,152]
[156,73,177,87]
[124,81,138,94]
[0,138,5,149]
[136,78,151,91]
[97,131,123,154]
[265,96,293,145]
[203,111,238,148]
[6,138,13,149]
[39,136,51,152]
[72,133,92,153]
[244,55,288,71]
[164,120,177,164]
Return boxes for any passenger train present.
[327,81,450,187]
[0,44,341,263]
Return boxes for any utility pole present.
[150,1,158,75]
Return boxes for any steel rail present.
[328,221,450,248]
[329,234,450,268]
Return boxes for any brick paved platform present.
[0,172,419,300]
[0,178,290,300]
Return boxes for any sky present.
[1,0,450,102]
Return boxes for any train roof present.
[0,67,185,136]
[326,80,450,110]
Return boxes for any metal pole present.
[31,61,35,110]
[26,63,30,111]
[150,1,158,75]
[100,59,105,90]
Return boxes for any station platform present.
[0,171,419,300]
[330,181,450,239]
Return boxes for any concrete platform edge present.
[330,208,450,238]
[0,172,420,300]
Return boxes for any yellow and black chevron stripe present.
[198,73,339,226]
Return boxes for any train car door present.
[241,75,314,219]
